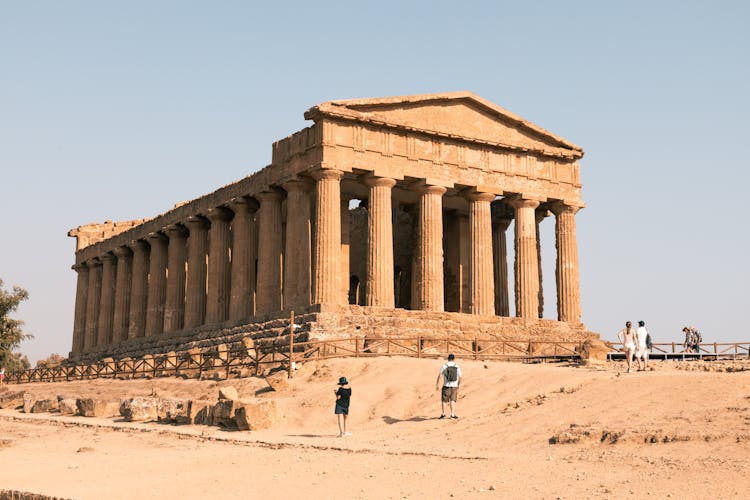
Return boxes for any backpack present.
[694,331,702,343]
[445,365,458,382]
[645,333,653,349]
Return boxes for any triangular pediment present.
[305,92,582,159]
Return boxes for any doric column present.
[206,207,233,324]
[551,202,582,323]
[164,224,188,333]
[282,179,313,311]
[256,190,284,314]
[83,258,101,351]
[535,209,547,319]
[508,198,541,319]
[228,197,259,322]
[71,263,89,354]
[340,196,351,305]
[96,253,117,347]
[466,191,496,316]
[111,246,132,344]
[363,175,396,308]
[414,184,446,311]
[311,169,344,306]
[128,240,150,339]
[184,216,208,329]
[145,232,168,336]
[492,216,512,317]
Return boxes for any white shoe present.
[344,432,352,436]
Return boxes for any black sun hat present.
[338,376,348,385]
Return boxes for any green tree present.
[0,278,32,372]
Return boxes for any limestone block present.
[265,371,290,392]
[157,398,191,424]
[120,397,159,422]
[31,399,57,413]
[579,339,612,366]
[191,400,213,425]
[0,390,26,409]
[59,399,78,415]
[23,393,34,413]
[218,386,238,401]
[234,400,277,430]
[212,399,235,427]
[77,398,120,418]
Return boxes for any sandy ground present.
[0,357,749,499]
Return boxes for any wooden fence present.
[6,336,584,385]
[607,342,750,361]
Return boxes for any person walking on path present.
[682,327,693,353]
[618,321,638,373]
[635,320,650,371]
[691,326,703,354]
[334,376,352,437]
[435,354,462,419]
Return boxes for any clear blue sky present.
[2,1,748,363]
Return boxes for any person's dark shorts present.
[441,386,458,403]
[334,404,349,415]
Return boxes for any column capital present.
[506,197,540,210]
[410,181,447,196]
[100,252,117,263]
[549,201,582,216]
[72,262,88,272]
[310,168,344,182]
[228,196,259,213]
[492,217,513,231]
[146,232,168,243]
[256,189,285,203]
[535,208,550,224]
[113,246,133,258]
[282,177,314,193]
[85,257,101,268]
[130,239,150,252]
[205,206,234,223]
[361,174,397,189]
[463,190,496,203]
[184,215,209,231]
[164,224,189,239]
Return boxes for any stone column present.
[466,191,496,316]
[83,258,101,351]
[256,191,284,314]
[414,184,446,311]
[164,224,188,333]
[145,232,168,336]
[363,175,396,308]
[492,217,512,317]
[128,240,150,339]
[340,196,351,305]
[283,179,313,311]
[96,253,117,347]
[184,216,208,329]
[71,263,89,354]
[311,169,344,306]
[551,202,582,323]
[228,197,259,322]
[535,209,547,319]
[206,207,233,324]
[111,246,132,344]
[508,198,540,319]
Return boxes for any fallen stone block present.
[191,401,213,425]
[265,371,290,392]
[77,398,120,418]
[59,398,78,415]
[212,399,235,427]
[30,399,57,413]
[234,400,277,431]
[0,390,26,409]
[23,393,34,413]
[120,397,159,422]
[218,386,238,401]
[157,398,191,424]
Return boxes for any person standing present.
[334,376,352,437]
[635,320,650,371]
[435,353,462,419]
[682,327,693,352]
[618,321,638,373]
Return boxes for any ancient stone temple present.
[68,92,592,361]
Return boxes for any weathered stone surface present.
[211,399,235,427]
[30,399,57,413]
[218,386,238,401]
[579,339,613,366]
[119,397,158,421]
[77,398,120,418]
[23,393,34,413]
[234,400,277,430]
[58,399,78,415]
[265,371,290,392]
[157,398,191,424]
[191,400,213,425]
[0,390,26,409]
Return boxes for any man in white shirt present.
[435,353,462,419]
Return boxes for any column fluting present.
[283,179,313,311]
[340,196,351,305]
[96,253,117,347]
[256,190,284,314]
[83,258,102,351]
[206,207,233,324]
[535,209,547,319]
[111,246,133,345]
[363,176,396,308]
[71,263,89,355]
[228,197,259,322]
[127,240,150,339]
[164,224,188,333]
[508,198,541,319]
[551,202,582,323]
[184,217,208,329]
[311,169,344,306]
[467,191,496,316]
[414,184,447,311]
[492,217,512,317]
[145,232,168,336]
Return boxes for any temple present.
[68,92,592,361]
